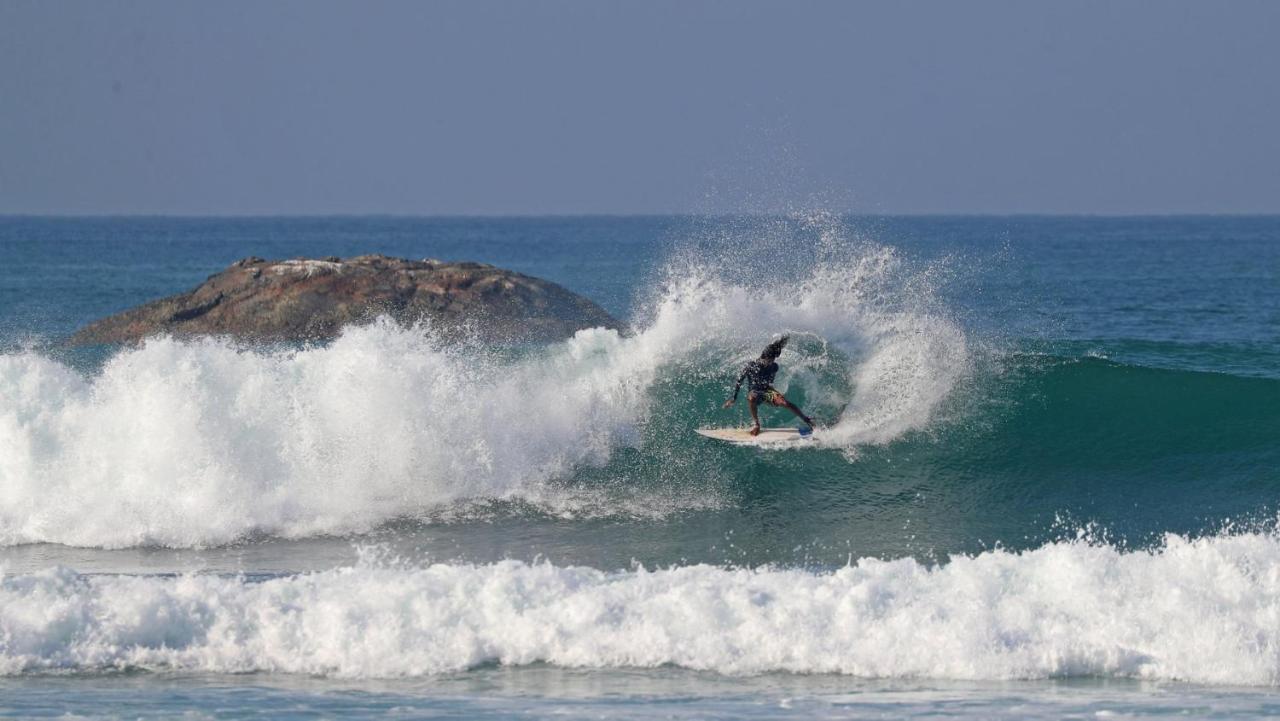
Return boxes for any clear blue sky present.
[2,0,1278,215]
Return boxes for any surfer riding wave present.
[723,336,816,436]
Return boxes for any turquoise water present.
[1,215,1278,718]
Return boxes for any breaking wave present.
[3,532,1278,684]
[0,236,970,548]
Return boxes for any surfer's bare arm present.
[723,369,748,407]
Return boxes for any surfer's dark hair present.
[760,335,789,361]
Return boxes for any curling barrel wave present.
[0,245,970,548]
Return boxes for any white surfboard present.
[695,427,813,445]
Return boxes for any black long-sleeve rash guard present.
[731,359,779,401]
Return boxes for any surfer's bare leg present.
[768,391,815,429]
[747,395,762,435]
[781,399,815,429]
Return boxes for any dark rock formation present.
[69,255,621,345]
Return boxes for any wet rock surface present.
[70,254,621,345]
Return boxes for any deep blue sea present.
[1,215,1278,719]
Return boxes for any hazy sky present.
[2,1,1278,215]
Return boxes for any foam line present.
[2,533,1278,683]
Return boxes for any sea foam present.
[2,533,1278,683]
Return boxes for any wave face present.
[3,533,1279,683]
[0,236,972,548]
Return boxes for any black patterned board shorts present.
[748,387,785,406]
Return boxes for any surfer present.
[722,335,816,435]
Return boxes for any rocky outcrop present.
[69,255,621,345]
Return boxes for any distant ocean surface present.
[1,215,1278,719]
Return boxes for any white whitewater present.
[1,532,1277,684]
[0,238,970,548]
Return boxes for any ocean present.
[1,215,1278,718]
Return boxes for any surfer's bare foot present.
[749,426,761,436]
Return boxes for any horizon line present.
[4,211,1280,221]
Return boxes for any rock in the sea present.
[69,254,621,345]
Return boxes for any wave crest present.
[2,533,1277,683]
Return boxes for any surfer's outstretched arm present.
[722,368,748,408]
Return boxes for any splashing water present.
[2,531,1278,683]
[0,229,971,548]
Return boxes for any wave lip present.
[3,533,1278,684]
